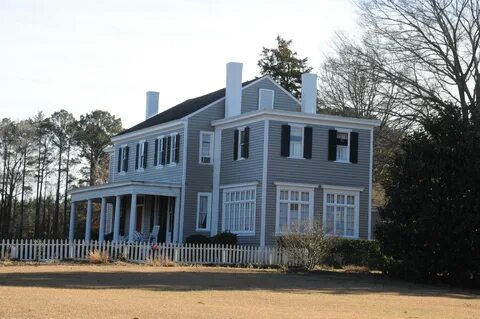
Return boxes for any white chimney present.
[146,91,159,120]
[301,73,317,114]
[225,62,243,118]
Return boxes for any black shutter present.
[233,129,239,160]
[117,148,122,172]
[135,144,139,170]
[154,139,158,166]
[161,138,167,165]
[143,142,148,168]
[328,130,337,161]
[350,132,359,164]
[124,146,129,172]
[304,127,312,159]
[280,125,290,157]
[166,136,172,164]
[244,127,250,159]
[175,134,180,163]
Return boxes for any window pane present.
[291,191,299,201]
[280,190,288,200]
[326,205,334,235]
[337,145,348,161]
[326,193,334,204]
[347,195,355,205]
[337,194,345,204]
[290,127,303,158]
[337,132,348,145]
[279,203,288,232]
[346,207,355,236]
[224,189,256,233]
[301,192,309,202]
[336,206,345,236]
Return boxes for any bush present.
[88,249,109,264]
[210,232,238,245]
[321,238,385,270]
[185,234,210,244]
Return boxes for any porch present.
[69,182,181,243]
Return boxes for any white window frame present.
[222,185,256,235]
[196,192,212,232]
[119,144,128,174]
[288,123,305,159]
[258,88,275,109]
[335,128,351,163]
[136,140,146,171]
[199,131,214,165]
[275,184,315,235]
[236,126,246,160]
[156,135,165,169]
[169,133,177,166]
[322,185,360,238]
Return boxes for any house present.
[69,62,380,246]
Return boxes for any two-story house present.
[69,62,380,246]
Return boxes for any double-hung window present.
[322,186,360,238]
[276,184,314,234]
[170,134,177,164]
[154,133,180,167]
[289,125,304,158]
[233,127,249,160]
[336,131,350,162]
[135,140,147,170]
[223,186,256,234]
[117,145,129,173]
[199,131,214,164]
[328,129,358,163]
[196,192,211,231]
[280,124,312,159]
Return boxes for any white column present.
[113,195,122,242]
[128,193,137,242]
[99,197,107,242]
[85,199,93,242]
[69,201,76,242]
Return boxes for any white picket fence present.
[0,239,290,266]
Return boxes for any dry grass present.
[88,249,109,264]
[145,255,177,267]
[0,264,478,319]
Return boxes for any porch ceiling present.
[71,181,181,202]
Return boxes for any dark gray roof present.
[117,77,261,136]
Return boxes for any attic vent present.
[258,89,274,110]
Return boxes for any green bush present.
[185,234,210,244]
[210,232,238,245]
[321,238,386,270]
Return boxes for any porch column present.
[85,199,93,242]
[99,197,107,242]
[128,193,137,242]
[68,201,76,242]
[113,195,121,242]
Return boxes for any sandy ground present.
[0,263,478,319]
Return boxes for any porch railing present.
[0,239,290,266]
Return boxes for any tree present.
[376,103,480,286]
[258,35,313,98]
[76,110,122,186]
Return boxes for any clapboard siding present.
[112,128,184,184]
[264,120,371,245]
[241,77,300,114]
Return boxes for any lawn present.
[0,263,478,319]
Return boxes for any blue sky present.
[0,0,357,128]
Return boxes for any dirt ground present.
[0,263,478,319]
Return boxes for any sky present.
[0,0,358,128]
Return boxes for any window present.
[196,193,211,231]
[154,133,179,167]
[155,135,165,167]
[289,125,304,158]
[258,89,274,109]
[336,131,350,162]
[117,145,128,173]
[223,187,256,234]
[276,186,314,234]
[199,131,214,164]
[233,127,249,160]
[170,134,177,164]
[136,140,147,170]
[323,188,359,238]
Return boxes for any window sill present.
[195,228,210,232]
[334,160,351,164]
[136,168,145,172]
[199,161,213,165]
[118,171,126,176]
[168,163,177,167]
[287,156,305,160]
[236,158,245,161]
[224,231,255,236]
[155,165,164,169]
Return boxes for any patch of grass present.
[88,250,109,264]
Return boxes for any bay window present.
[322,186,360,238]
[275,183,315,234]
[222,186,256,234]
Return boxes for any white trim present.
[368,128,373,240]
[321,184,364,192]
[221,185,257,235]
[335,129,350,163]
[236,126,247,160]
[210,127,222,237]
[179,120,188,243]
[260,120,269,246]
[196,192,212,232]
[220,181,259,189]
[212,109,381,130]
[322,187,360,238]
[199,131,214,165]
[275,181,320,189]
[275,184,315,235]
[112,121,183,143]
[258,88,275,109]
[288,124,305,159]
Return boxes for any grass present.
[0,263,478,319]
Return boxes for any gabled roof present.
[117,77,261,136]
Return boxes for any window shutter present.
[143,142,148,168]
[328,130,337,161]
[175,134,180,163]
[350,132,359,164]
[233,129,239,160]
[280,125,290,157]
[154,139,158,166]
[304,127,313,159]
[124,146,129,172]
[135,144,139,170]
[117,148,122,172]
[166,136,172,164]
[161,138,167,165]
[244,127,250,158]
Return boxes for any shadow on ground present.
[0,267,477,299]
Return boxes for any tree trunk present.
[19,149,26,238]
[53,145,62,237]
[63,144,71,238]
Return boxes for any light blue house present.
[70,62,380,246]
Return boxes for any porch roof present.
[71,181,181,202]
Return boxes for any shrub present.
[321,238,385,270]
[185,234,210,244]
[88,249,109,264]
[145,255,176,267]
[210,232,238,246]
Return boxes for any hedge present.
[321,238,386,270]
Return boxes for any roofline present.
[211,109,382,130]
[71,181,182,195]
